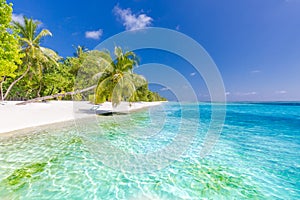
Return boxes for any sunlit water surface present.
[0,102,299,199]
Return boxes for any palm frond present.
[33,29,52,44]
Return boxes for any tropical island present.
[0,1,166,132]
[1,1,299,199]
[1,3,165,103]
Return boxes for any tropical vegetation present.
[0,0,23,101]
[0,0,166,105]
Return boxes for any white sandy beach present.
[0,101,164,134]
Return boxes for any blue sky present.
[9,0,300,101]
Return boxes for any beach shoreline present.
[0,100,165,135]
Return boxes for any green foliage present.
[94,46,166,106]
[0,6,166,102]
[63,49,112,101]
[5,60,74,100]
[0,0,23,99]
[42,63,74,98]
[65,45,88,76]
[77,51,110,90]
[11,17,59,97]
[128,85,167,102]
[4,16,63,100]
[0,0,11,25]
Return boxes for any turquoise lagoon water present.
[0,102,299,199]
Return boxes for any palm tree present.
[15,46,167,105]
[4,17,60,99]
[73,45,88,58]
[67,45,88,77]
[95,47,146,107]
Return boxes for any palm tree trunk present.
[16,85,96,105]
[37,82,42,97]
[3,64,31,100]
[0,77,5,101]
[37,64,43,97]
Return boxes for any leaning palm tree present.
[4,17,60,99]
[15,47,146,105]
[95,47,146,107]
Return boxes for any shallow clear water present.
[0,102,299,199]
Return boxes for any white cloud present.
[190,72,196,76]
[276,90,287,94]
[113,5,152,31]
[225,92,230,96]
[251,70,261,73]
[12,13,42,27]
[12,13,24,25]
[85,29,103,40]
[176,25,180,31]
